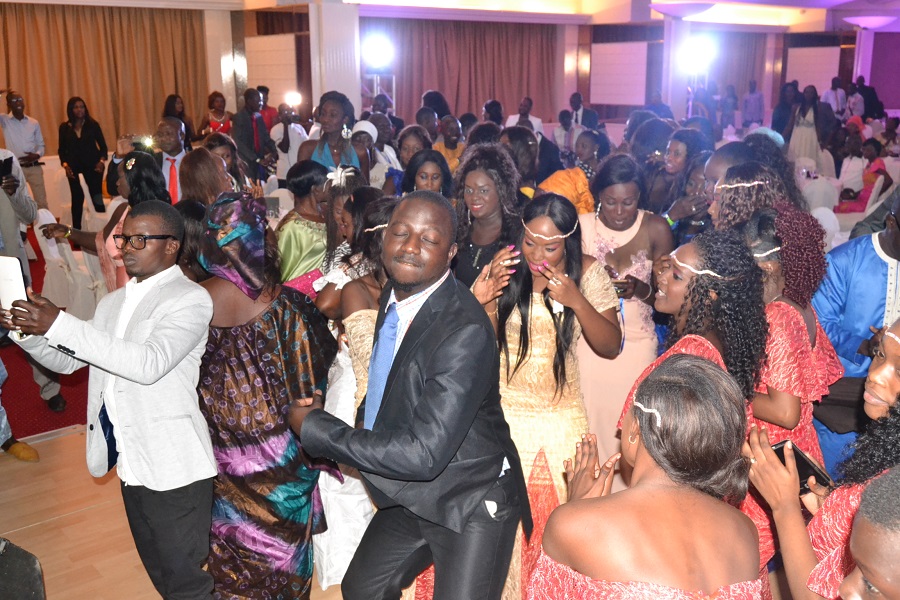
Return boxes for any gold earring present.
[628,432,638,445]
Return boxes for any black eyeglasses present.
[112,234,176,250]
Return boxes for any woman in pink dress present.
[578,154,674,487]
[834,138,893,213]
[745,317,900,600]
[528,355,764,600]
[739,205,844,567]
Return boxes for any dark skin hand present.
[2,288,61,336]
[1,175,19,196]
[563,433,620,501]
[20,152,40,163]
[287,390,324,437]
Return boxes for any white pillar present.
[854,29,875,83]
[558,25,580,118]
[308,1,362,115]
[203,10,238,112]
[662,17,691,121]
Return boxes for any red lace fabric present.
[742,302,845,568]
[617,335,724,429]
[526,551,765,599]
[806,484,865,599]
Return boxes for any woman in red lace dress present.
[746,318,900,599]
[617,229,769,428]
[528,355,764,599]
[739,205,844,568]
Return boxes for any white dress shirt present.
[822,88,847,116]
[0,113,44,159]
[504,114,544,136]
[270,122,309,179]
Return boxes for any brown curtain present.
[0,3,207,157]
[360,18,558,127]
[705,32,767,100]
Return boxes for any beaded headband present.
[363,223,387,233]
[671,253,724,279]
[633,401,662,427]
[714,181,769,192]
[522,220,579,241]
[753,246,782,259]
[885,331,900,346]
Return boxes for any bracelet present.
[638,281,653,301]
[663,212,676,228]
[64,227,72,239]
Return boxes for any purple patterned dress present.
[199,287,338,599]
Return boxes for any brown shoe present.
[6,441,40,462]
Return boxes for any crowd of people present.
[0,79,898,600]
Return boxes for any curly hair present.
[715,162,786,230]
[633,355,749,503]
[466,122,502,146]
[207,91,225,111]
[742,205,826,307]
[673,229,768,400]
[838,403,900,485]
[743,133,807,212]
[498,194,583,397]
[453,143,522,247]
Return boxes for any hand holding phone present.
[771,440,834,496]
[0,156,14,178]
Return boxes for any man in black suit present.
[570,91,599,130]
[373,93,405,137]
[290,191,531,600]
[231,88,276,181]
[106,118,186,202]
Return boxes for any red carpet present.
[2,227,89,439]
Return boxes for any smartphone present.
[0,156,13,178]
[264,197,281,220]
[771,440,834,495]
[612,279,628,294]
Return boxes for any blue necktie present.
[364,303,399,429]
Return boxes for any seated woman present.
[835,138,892,213]
[538,130,612,214]
[528,354,763,599]
[41,149,169,292]
[400,149,453,198]
[382,125,431,196]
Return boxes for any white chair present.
[32,209,99,321]
[802,178,839,211]
[811,207,840,251]
[835,175,884,234]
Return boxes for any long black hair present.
[343,186,385,252]
[498,194,583,397]
[674,229,768,400]
[401,149,453,197]
[352,196,398,278]
[123,151,170,205]
[66,96,96,125]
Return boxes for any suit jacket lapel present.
[373,276,455,423]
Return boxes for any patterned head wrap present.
[199,192,268,300]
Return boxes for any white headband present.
[363,223,387,233]
[885,331,900,346]
[671,253,724,279]
[633,400,662,427]
[753,246,782,259]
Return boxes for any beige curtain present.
[706,32,767,100]
[360,18,558,127]
[0,3,207,157]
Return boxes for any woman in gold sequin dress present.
[475,193,621,599]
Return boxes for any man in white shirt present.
[741,80,765,128]
[269,103,308,179]
[505,96,544,136]
[847,83,866,120]
[6,200,217,598]
[0,90,48,210]
[553,110,584,159]
[822,77,847,122]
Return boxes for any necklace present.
[469,240,499,269]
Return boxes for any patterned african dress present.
[199,287,338,599]
[499,261,619,600]
[741,301,843,568]
[526,551,766,599]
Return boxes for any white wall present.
[785,46,841,95]
[590,42,648,106]
[245,34,299,110]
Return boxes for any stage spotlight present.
[679,36,717,75]
[362,34,395,70]
[285,91,302,106]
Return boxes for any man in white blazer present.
[4,200,217,599]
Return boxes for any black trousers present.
[342,474,521,600]
[67,168,105,230]
[120,478,214,600]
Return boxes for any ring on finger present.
[750,457,757,464]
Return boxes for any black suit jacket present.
[578,107,600,130]
[537,134,564,184]
[302,275,532,536]
[231,109,277,167]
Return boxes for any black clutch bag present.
[97,403,119,473]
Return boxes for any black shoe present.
[46,394,67,413]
